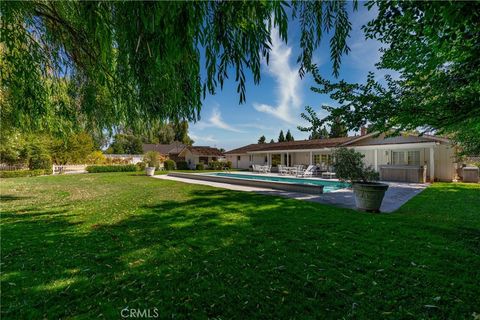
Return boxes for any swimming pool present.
[208,172,350,193]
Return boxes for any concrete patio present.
[153,172,428,213]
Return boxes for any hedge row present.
[86,164,138,173]
[0,169,46,178]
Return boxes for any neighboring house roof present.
[225,137,356,154]
[225,133,451,154]
[185,146,225,157]
[142,142,186,155]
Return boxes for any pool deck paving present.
[153,172,428,213]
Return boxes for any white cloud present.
[189,132,217,144]
[194,106,244,133]
[253,28,302,124]
[209,108,243,132]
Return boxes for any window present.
[249,155,253,162]
[313,154,320,165]
[320,154,332,165]
[237,156,241,161]
[392,150,420,165]
[408,151,420,165]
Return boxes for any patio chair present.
[297,165,316,177]
[278,165,288,175]
[264,165,272,173]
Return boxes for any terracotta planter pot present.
[352,182,389,212]
[145,167,155,176]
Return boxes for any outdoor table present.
[321,172,336,179]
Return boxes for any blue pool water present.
[208,173,350,193]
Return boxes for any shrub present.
[164,159,176,170]
[143,151,160,167]
[86,151,106,164]
[136,162,146,171]
[196,163,204,170]
[176,160,189,170]
[332,148,379,182]
[0,169,45,178]
[86,165,138,173]
[208,161,223,170]
[29,148,52,171]
[225,161,232,169]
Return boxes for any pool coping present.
[167,172,325,194]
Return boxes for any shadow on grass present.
[0,194,32,202]
[1,187,479,319]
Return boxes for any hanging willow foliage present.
[1,1,353,134]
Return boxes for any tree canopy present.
[258,135,266,144]
[298,106,329,139]
[107,134,143,155]
[278,130,285,143]
[329,117,347,138]
[285,130,294,142]
[309,1,480,154]
[1,1,354,135]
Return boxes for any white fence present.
[104,154,144,164]
[53,164,87,175]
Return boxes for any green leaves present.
[311,1,480,155]
[2,1,354,134]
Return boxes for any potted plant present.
[143,151,159,176]
[332,147,389,212]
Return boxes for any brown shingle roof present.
[187,146,224,157]
[225,137,356,154]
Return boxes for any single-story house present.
[143,142,187,162]
[179,146,225,169]
[225,133,457,182]
[143,142,224,168]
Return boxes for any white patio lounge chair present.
[297,165,316,177]
[278,165,288,175]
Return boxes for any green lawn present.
[1,173,479,319]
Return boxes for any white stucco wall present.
[226,155,250,169]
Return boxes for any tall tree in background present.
[285,130,294,141]
[329,117,348,138]
[310,1,480,154]
[269,139,275,143]
[107,134,143,154]
[142,121,193,145]
[278,130,285,143]
[298,106,330,139]
[172,121,194,146]
[258,135,266,144]
[1,1,354,135]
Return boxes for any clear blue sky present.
[189,2,393,151]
